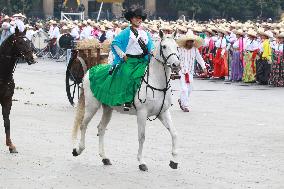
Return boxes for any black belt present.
[126,54,146,58]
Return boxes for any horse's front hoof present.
[9,147,18,153]
[139,164,148,171]
[72,149,79,157]
[169,161,178,169]
[102,158,112,165]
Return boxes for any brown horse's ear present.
[173,30,177,38]
[159,30,164,39]
[23,28,27,35]
[15,27,20,35]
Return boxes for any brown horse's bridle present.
[12,35,34,63]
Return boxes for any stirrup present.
[123,103,132,111]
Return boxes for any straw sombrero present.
[258,29,273,38]
[1,15,10,21]
[177,26,187,33]
[247,29,257,38]
[203,28,215,35]
[176,34,204,48]
[215,26,228,34]
[105,23,113,29]
[149,26,159,33]
[192,26,203,33]
[82,20,88,26]
[277,32,284,38]
[100,26,106,32]
[235,29,244,36]
[160,24,173,31]
[14,13,26,19]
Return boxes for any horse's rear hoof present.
[102,158,112,165]
[169,161,178,169]
[139,164,148,171]
[72,149,79,157]
[9,147,18,153]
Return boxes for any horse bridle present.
[12,35,34,63]
[156,40,180,67]
[0,34,34,75]
[137,38,180,121]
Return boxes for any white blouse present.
[273,43,283,52]
[204,36,210,47]
[232,38,246,49]
[215,37,227,49]
[245,39,260,51]
[125,29,149,55]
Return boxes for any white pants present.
[179,73,193,108]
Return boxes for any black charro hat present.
[124,8,147,22]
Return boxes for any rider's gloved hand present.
[109,65,117,75]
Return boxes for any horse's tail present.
[72,86,85,142]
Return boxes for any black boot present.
[123,103,132,111]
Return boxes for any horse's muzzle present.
[27,59,37,65]
[27,53,38,65]
[171,62,181,72]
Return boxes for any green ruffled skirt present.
[89,57,148,106]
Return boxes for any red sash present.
[185,73,190,83]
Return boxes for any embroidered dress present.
[213,37,228,78]
[89,57,148,106]
[230,38,244,81]
[269,43,284,87]
[202,36,215,76]
[256,39,272,85]
[243,39,259,83]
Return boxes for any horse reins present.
[137,39,179,121]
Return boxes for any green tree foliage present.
[170,0,283,20]
[0,0,40,15]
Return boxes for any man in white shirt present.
[80,21,92,40]
[13,13,26,32]
[25,25,35,41]
[70,24,80,40]
[176,34,207,112]
[48,20,54,37]
[50,22,60,39]
[50,21,60,58]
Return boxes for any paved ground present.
[0,59,284,189]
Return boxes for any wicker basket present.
[75,39,111,67]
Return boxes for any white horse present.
[72,31,180,171]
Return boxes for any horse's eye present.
[162,45,166,49]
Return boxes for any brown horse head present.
[12,27,36,65]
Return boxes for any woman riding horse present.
[88,8,154,111]
[0,27,36,153]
